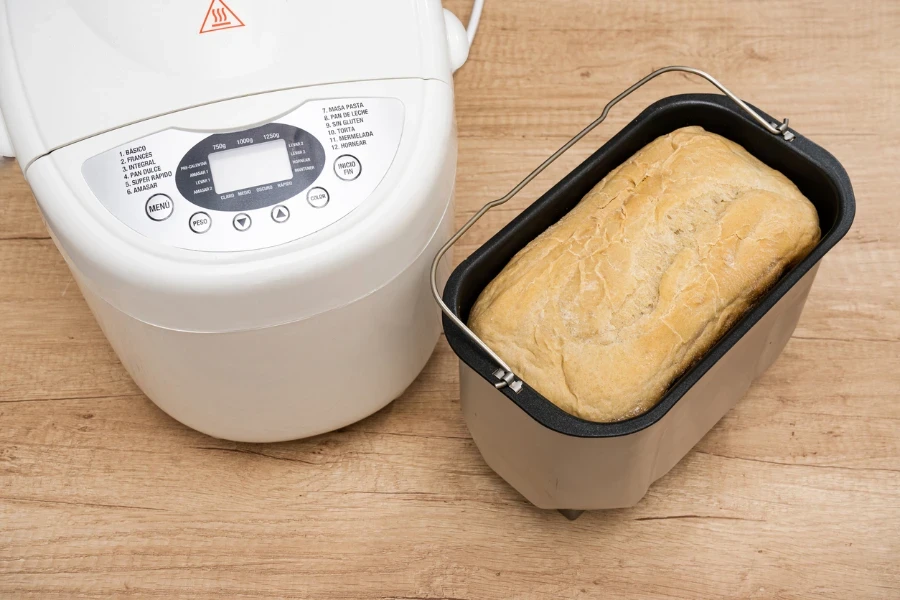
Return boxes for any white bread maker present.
[0,0,471,441]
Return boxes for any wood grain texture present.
[1,0,898,598]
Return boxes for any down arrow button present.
[233,213,252,231]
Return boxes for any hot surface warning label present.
[200,0,245,34]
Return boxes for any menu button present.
[145,194,174,221]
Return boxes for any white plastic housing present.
[0,106,12,157]
[76,202,453,442]
[1,0,466,441]
[23,79,457,441]
[0,0,460,167]
[31,80,456,333]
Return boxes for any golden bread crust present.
[468,127,821,422]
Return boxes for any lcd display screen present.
[208,139,293,195]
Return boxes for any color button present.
[307,187,330,208]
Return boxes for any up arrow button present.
[271,205,290,224]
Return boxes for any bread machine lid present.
[0,0,452,165]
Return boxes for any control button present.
[307,187,330,209]
[189,212,212,234]
[233,213,252,231]
[271,205,290,223]
[334,155,362,181]
[145,194,174,222]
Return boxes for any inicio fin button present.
[307,187,330,208]
[145,194,174,221]
[271,205,290,223]
[334,155,361,181]
[233,213,252,231]
[189,212,212,234]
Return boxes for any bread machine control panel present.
[82,98,404,252]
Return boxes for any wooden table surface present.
[2,1,898,598]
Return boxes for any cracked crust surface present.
[468,126,821,423]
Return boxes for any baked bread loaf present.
[468,126,820,423]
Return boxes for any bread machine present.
[0,0,472,442]
[435,68,855,515]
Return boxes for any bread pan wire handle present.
[431,65,794,392]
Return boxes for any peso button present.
[145,194,174,221]
[189,212,212,234]
[307,187,330,208]
[334,155,361,181]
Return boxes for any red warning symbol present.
[199,0,245,34]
